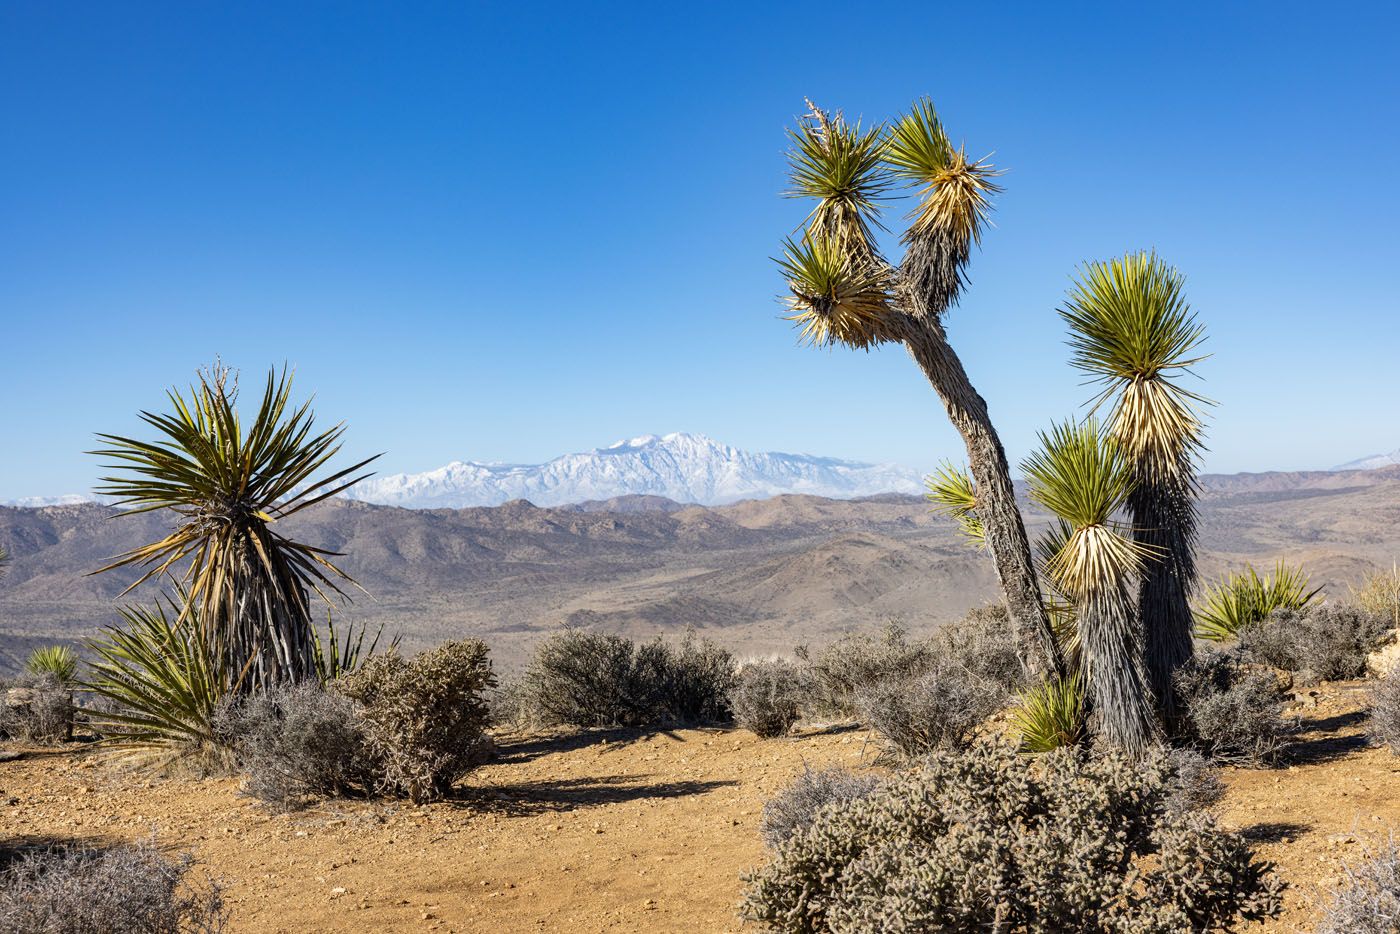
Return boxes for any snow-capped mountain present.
[2,493,98,508]
[344,433,923,508]
[1331,449,1400,471]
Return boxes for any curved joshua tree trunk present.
[898,316,1064,679]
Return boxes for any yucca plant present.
[82,601,230,769]
[92,365,377,693]
[1061,251,1210,717]
[1011,673,1086,753]
[1194,560,1322,642]
[1023,420,1157,753]
[313,614,397,683]
[776,98,1060,679]
[25,645,78,685]
[924,462,984,548]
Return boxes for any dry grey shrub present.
[741,742,1283,933]
[0,840,228,934]
[1368,670,1400,752]
[217,681,375,811]
[795,620,936,718]
[522,628,735,729]
[932,603,1030,692]
[1238,604,1393,682]
[335,639,495,804]
[731,660,807,738]
[1163,746,1226,816]
[0,672,73,743]
[854,666,1005,757]
[758,766,882,849]
[1317,837,1400,933]
[486,675,533,729]
[1174,650,1292,766]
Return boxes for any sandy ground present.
[2,686,1396,933]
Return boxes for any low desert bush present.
[731,660,805,738]
[1368,670,1400,752]
[758,766,882,849]
[741,742,1282,933]
[1164,746,1227,815]
[854,666,1003,757]
[1175,650,1292,766]
[0,672,73,743]
[217,681,375,810]
[931,603,1028,692]
[335,639,495,803]
[522,628,735,729]
[1238,604,1393,682]
[486,675,533,729]
[1317,838,1400,934]
[1352,564,1400,629]
[796,621,935,718]
[0,840,228,934]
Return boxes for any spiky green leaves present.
[1061,252,1209,479]
[1194,560,1322,641]
[886,98,1002,248]
[777,235,894,349]
[1023,421,1152,599]
[924,462,984,548]
[785,104,889,257]
[25,645,78,684]
[1011,673,1086,752]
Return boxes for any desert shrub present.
[741,742,1282,933]
[759,766,882,849]
[218,681,375,810]
[731,660,806,738]
[1010,673,1086,753]
[1164,746,1227,815]
[25,645,78,684]
[1175,650,1291,766]
[0,840,227,933]
[932,603,1028,692]
[1352,564,1400,629]
[1318,837,1400,934]
[1194,560,1320,642]
[796,621,935,718]
[1368,670,1400,752]
[486,675,533,729]
[0,672,73,743]
[854,666,1004,757]
[334,639,495,803]
[522,628,735,729]
[1238,604,1393,682]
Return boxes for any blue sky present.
[2,1,1397,498]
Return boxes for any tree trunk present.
[897,316,1063,679]
[1080,584,1158,755]
[1131,471,1198,720]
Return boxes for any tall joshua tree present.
[777,99,1061,678]
[1060,253,1208,715]
[93,365,378,692]
[1023,421,1158,753]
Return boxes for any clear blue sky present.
[3,1,1397,498]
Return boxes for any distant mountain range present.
[1332,449,1400,472]
[341,433,923,508]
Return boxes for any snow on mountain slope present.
[1331,449,1400,471]
[344,433,923,508]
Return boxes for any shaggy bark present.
[1080,584,1159,754]
[1131,468,1198,720]
[896,316,1063,679]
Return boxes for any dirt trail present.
[2,686,1396,933]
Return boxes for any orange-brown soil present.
[2,685,1395,933]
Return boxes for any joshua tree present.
[1060,252,1209,715]
[1023,420,1158,753]
[92,365,377,693]
[777,99,1061,678]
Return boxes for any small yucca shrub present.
[1010,672,1086,753]
[25,645,78,684]
[1194,560,1320,641]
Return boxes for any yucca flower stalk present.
[1024,420,1158,754]
[92,365,378,693]
[775,98,1060,679]
[1061,251,1210,718]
